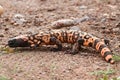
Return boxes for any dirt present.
[0,0,120,80]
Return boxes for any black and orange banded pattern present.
[8,30,114,64]
[93,39,114,64]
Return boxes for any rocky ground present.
[0,0,120,80]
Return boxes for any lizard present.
[7,30,114,64]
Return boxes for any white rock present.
[112,28,120,32]
[13,14,27,25]
[107,5,117,10]
[70,26,80,31]
[79,5,87,9]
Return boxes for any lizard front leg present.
[50,37,62,51]
[103,39,110,46]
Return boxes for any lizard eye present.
[8,39,17,46]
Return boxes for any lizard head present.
[8,35,31,48]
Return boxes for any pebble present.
[101,18,106,23]
[116,22,120,27]
[47,7,56,12]
[101,26,106,29]
[112,28,120,32]
[4,28,9,31]
[12,14,27,25]
[0,34,4,37]
[69,26,80,31]
[103,13,109,18]
[4,17,9,21]
[79,5,87,10]
[14,14,24,19]
[107,5,117,10]
[0,5,4,16]
[94,23,100,26]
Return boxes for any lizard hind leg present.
[65,38,84,55]
[50,37,62,51]
[65,42,80,55]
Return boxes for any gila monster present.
[8,30,114,64]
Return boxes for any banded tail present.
[94,39,114,64]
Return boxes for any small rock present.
[47,7,56,12]
[94,23,100,26]
[101,18,106,23]
[4,28,9,31]
[101,26,106,29]
[14,14,24,20]
[4,18,9,21]
[79,5,87,10]
[12,14,27,25]
[107,5,117,10]
[0,34,4,37]
[112,28,120,32]
[0,5,4,16]
[69,26,80,31]
[13,23,19,26]
[10,20,15,24]
[116,22,120,27]
[103,13,109,18]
